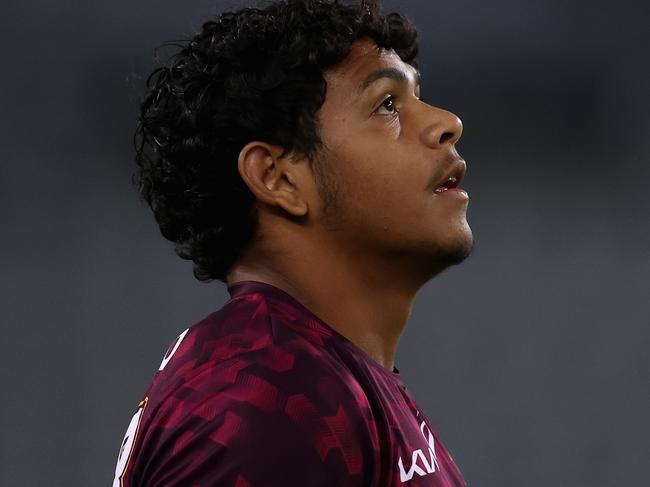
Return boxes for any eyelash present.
[375,94,428,116]
[376,95,398,116]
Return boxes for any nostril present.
[439,131,454,144]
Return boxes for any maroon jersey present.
[113,280,467,486]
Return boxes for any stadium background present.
[1,0,648,485]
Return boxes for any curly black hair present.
[134,0,419,283]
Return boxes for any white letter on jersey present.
[158,328,189,371]
[113,398,147,487]
[420,421,440,472]
[398,452,427,482]
[398,419,440,482]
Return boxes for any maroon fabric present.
[114,280,467,486]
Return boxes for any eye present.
[376,95,398,116]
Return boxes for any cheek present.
[322,127,426,220]
[345,178,423,234]
[337,157,400,209]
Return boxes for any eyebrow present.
[357,67,421,96]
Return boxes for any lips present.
[431,157,467,194]
[433,175,460,194]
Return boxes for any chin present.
[435,224,474,267]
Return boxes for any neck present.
[227,230,438,372]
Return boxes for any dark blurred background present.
[1,0,648,485]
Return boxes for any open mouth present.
[432,159,467,195]
[433,175,460,194]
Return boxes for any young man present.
[114,1,471,485]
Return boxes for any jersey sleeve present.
[132,362,378,487]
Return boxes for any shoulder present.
[148,291,370,416]
[152,323,375,444]
[123,296,380,486]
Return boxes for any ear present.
[237,141,309,217]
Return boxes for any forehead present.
[323,37,417,98]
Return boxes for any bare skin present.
[227,37,472,372]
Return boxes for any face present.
[312,37,473,276]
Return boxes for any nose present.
[420,107,463,149]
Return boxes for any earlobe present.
[237,141,309,217]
